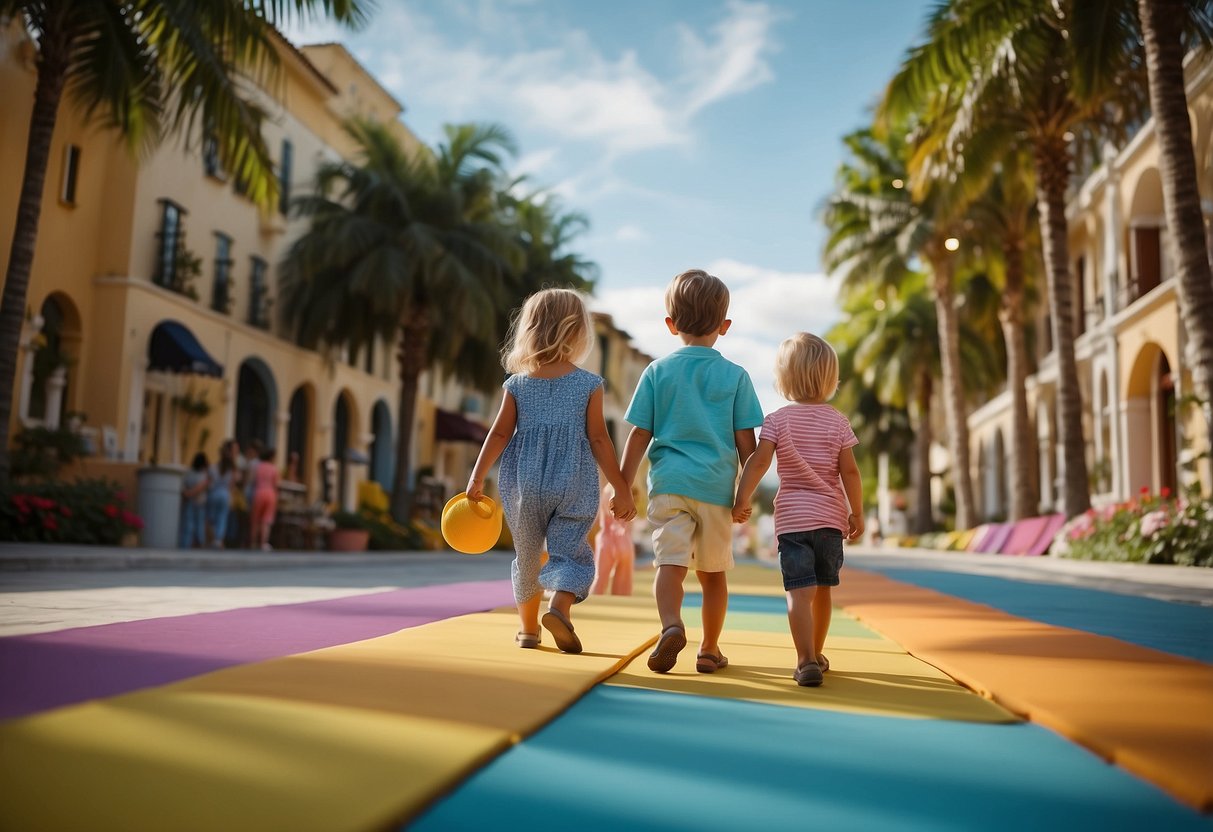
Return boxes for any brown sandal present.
[647,624,687,673]
[541,608,582,654]
[515,631,541,649]
[695,652,729,673]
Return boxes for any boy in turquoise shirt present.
[620,269,764,674]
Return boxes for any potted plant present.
[327,510,370,552]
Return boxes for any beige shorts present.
[648,493,735,572]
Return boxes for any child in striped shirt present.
[732,332,863,687]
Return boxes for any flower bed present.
[1053,487,1213,567]
[0,479,143,545]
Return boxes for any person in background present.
[180,452,209,549]
[250,446,280,551]
[240,439,264,547]
[591,484,639,596]
[207,440,238,549]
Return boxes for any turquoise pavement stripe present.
[408,686,1212,831]
[866,568,1213,663]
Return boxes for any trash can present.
[136,465,186,548]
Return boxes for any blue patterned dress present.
[499,368,603,603]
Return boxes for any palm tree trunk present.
[912,370,934,534]
[389,309,430,523]
[1033,138,1091,518]
[1138,0,1213,440]
[928,252,976,529]
[999,239,1035,520]
[0,37,71,487]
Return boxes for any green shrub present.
[1,479,143,544]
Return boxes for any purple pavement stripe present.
[0,579,514,721]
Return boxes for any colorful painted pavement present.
[1,561,1210,831]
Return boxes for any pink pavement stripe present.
[0,579,514,721]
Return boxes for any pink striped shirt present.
[760,403,858,536]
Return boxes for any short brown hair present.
[665,269,730,337]
[775,332,839,403]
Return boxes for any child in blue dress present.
[467,289,636,653]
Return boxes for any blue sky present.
[286,0,933,411]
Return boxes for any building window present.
[60,144,80,205]
[154,200,185,289]
[212,233,233,314]
[202,135,223,179]
[248,256,270,329]
[278,139,293,216]
[1130,225,1161,304]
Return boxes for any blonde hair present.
[665,269,730,337]
[503,288,593,374]
[775,332,839,403]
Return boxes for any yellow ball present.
[441,493,503,555]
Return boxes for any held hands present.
[608,487,637,522]
[731,498,752,524]
[847,513,865,541]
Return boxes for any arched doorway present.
[235,358,277,449]
[287,384,313,489]
[1125,343,1178,496]
[28,293,81,426]
[1157,353,1178,496]
[1126,167,1166,305]
[331,391,357,509]
[369,400,394,490]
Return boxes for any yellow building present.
[967,56,1213,518]
[0,24,420,510]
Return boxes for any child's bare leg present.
[787,586,818,668]
[812,586,833,657]
[695,570,728,656]
[653,564,687,631]
[548,589,575,619]
[612,552,634,596]
[517,591,542,635]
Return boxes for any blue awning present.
[148,321,224,377]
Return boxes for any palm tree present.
[823,128,979,529]
[947,147,1042,521]
[883,0,1150,518]
[832,282,937,532]
[1132,0,1213,437]
[281,119,517,522]
[0,0,368,486]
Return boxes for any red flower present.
[29,496,55,511]
[1140,486,1150,495]
[103,505,119,519]
[41,516,58,531]
[121,511,144,530]
[59,505,72,517]
[1160,486,1172,499]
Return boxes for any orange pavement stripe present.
[833,569,1213,812]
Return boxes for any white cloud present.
[614,224,650,243]
[305,1,777,162]
[593,259,839,416]
[677,1,780,117]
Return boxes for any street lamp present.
[944,237,960,252]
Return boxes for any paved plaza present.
[1,544,1211,830]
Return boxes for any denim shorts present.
[777,528,844,590]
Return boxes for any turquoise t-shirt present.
[624,346,765,507]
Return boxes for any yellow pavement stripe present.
[607,611,1015,723]
[0,599,659,832]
